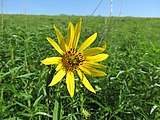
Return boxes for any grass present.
[0,14,160,120]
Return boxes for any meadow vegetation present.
[0,14,160,120]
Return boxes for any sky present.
[1,0,160,17]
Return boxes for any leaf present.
[53,97,62,120]
[46,68,56,96]
[33,95,43,107]
[16,73,35,78]
[34,112,52,118]
[3,117,22,120]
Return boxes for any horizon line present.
[1,13,160,18]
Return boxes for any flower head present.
[41,18,109,97]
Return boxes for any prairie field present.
[0,14,160,120]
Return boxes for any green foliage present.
[0,15,160,120]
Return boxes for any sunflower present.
[41,18,109,97]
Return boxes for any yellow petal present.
[66,71,75,97]
[72,18,82,50]
[80,66,107,77]
[53,25,67,52]
[83,44,106,56]
[66,22,75,48]
[46,37,64,55]
[86,54,109,62]
[83,61,107,68]
[79,66,91,75]
[48,69,66,86]
[55,63,63,71]
[77,69,96,93]
[78,33,97,52]
[41,57,61,65]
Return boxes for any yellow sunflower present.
[41,18,109,97]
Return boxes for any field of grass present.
[0,14,160,120]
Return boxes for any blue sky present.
[1,0,160,17]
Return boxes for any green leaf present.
[53,97,62,120]
[33,95,43,107]
[3,117,22,120]
[34,112,52,118]
[16,73,35,78]
[46,68,56,96]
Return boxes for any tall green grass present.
[0,14,160,120]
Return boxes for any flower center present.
[62,48,85,71]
